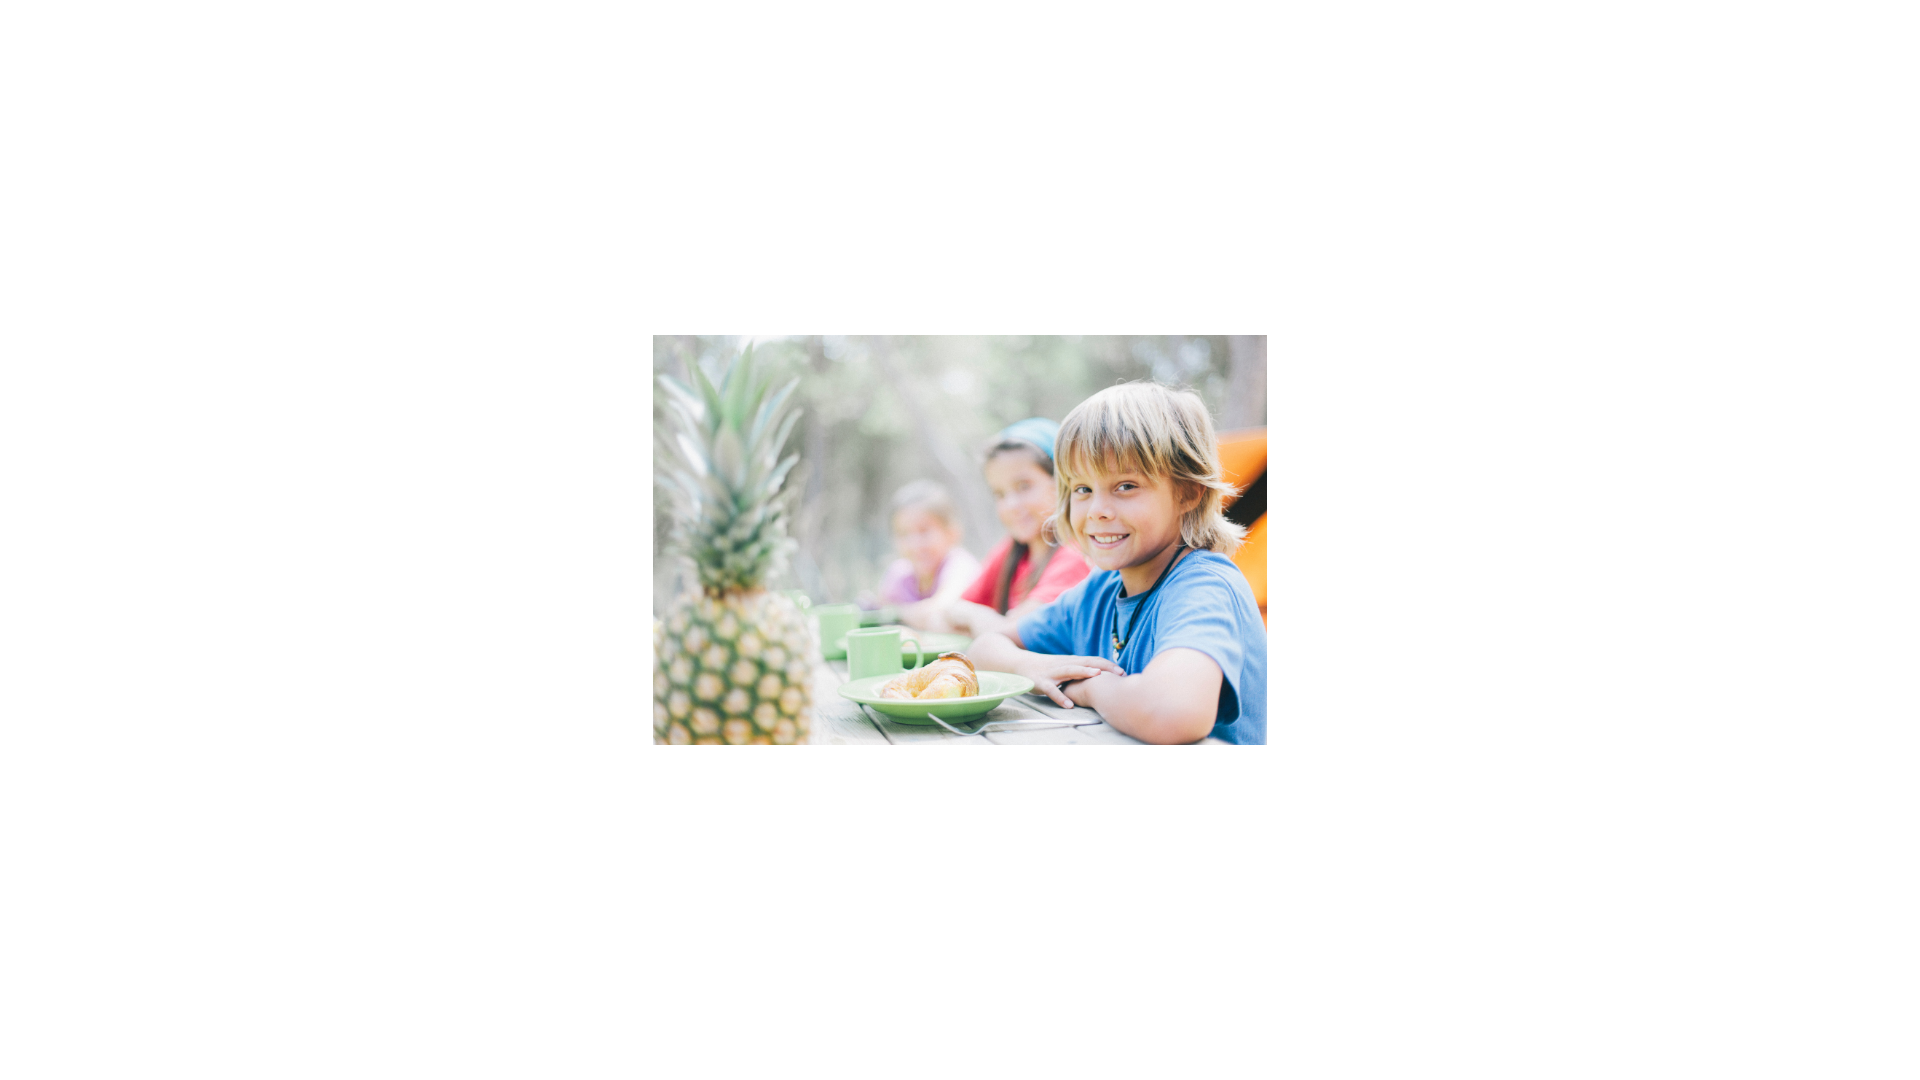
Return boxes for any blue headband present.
[994,417,1058,463]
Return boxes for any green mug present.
[846,626,924,682]
[811,604,860,659]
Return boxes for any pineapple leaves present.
[765,451,800,496]
[691,363,725,434]
[656,372,699,413]
[765,409,802,480]
[722,342,755,428]
[656,341,806,594]
[675,432,713,479]
[738,404,801,491]
[749,376,801,450]
[712,427,747,491]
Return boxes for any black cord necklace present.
[1111,543,1187,660]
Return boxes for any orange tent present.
[1217,428,1266,627]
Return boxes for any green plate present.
[837,671,1037,724]
[832,628,973,668]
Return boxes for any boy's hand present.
[1026,655,1125,709]
[1062,670,1120,709]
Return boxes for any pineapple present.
[654,344,815,745]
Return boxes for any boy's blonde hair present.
[1051,382,1246,555]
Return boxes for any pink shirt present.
[958,538,1092,613]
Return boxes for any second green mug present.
[812,603,861,659]
[845,626,924,682]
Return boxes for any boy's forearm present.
[965,632,1032,676]
[1079,672,1215,745]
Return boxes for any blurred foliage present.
[653,335,1265,614]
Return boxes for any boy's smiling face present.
[1069,464,1194,592]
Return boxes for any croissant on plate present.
[879,652,979,700]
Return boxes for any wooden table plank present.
[989,692,1143,743]
[807,662,891,745]
[814,659,1239,745]
[1016,693,1124,729]
[1017,692,1235,745]
[982,721,1144,745]
[962,693,1141,744]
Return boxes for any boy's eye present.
[1072,485,1090,496]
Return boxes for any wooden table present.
[808,659,1229,745]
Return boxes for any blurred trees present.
[653,335,1266,614]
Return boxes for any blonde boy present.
[968,382,1267,744]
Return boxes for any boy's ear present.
[1177,479,1205,513]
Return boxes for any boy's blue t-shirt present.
[1015,549,1267,745]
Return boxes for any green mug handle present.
[900,635,923,669]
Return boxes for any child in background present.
[876,481,981,624]
[967,383,1267,745]
[902,418,1092,638]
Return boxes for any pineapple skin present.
[654,589,816,745]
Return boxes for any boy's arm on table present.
[1063,648,1221,745]
[967,632,1122,709]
